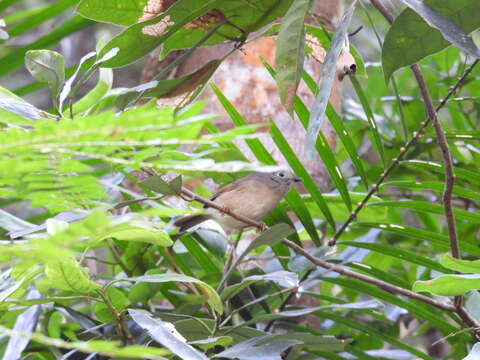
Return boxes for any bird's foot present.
[257,222,268,232]
[219,205,231,216]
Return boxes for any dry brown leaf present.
[185,9,226,30]
[305,34,326,64]
[142,15,175,37]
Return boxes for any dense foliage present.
[0,0,479,359]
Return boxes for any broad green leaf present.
[382,0,480,81]
[161,0,296,57]
[440,253,480,274]
[306,0,357,159]
[94,287,130,322]
[76,0,147,26]
[401,0,480,58]
[413,274,480,296]
[97,0,221,68]
[0,85,46,123]
[25,50,65,102]
[275,0,311,112]
[180,235,221,274]
[129,309,209,360]
[125,274,223,314]
[140,175,182,195]
[0,325,170,359]
[41,257,100,294]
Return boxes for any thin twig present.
[97,289,133,343]
[328,59,479,246]
[282,240,455,312]
[367,0,480,337]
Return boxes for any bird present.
[174,170,302,233]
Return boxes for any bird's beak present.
[293,177,302,182]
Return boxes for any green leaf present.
[338,241,451,273]
[269,119,335,233]
[41,257,100,294]
[97,0,221,68]
[76,0,147,26]
[94,287,130,322]
[275,0,311,112]
[0,325,170,359]
[214,335,302,359]
[356,222,480,257]
[0,16,92,77]
[24,50,65,102]
[401,160,480,184]
[72,67,113,116]
[306,0,357,159]
[382,0,480,81]
[97,224,173,246]
[440,253,480,274]
[413,274,480,296]
[401,0,480,58]
[129,309,209,360]
[140,174,182,195]
[349,76,385,167]
[125,274,223,314]
[369,200,480,223]
[382,180,480,201]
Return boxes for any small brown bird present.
[174,170,302,232]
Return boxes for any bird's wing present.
[205,176,254,208]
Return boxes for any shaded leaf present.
[25,50,65,100]
[275,0,311,112]
[140,175,182,195]
[413,274,480,296]
[213,335,302,360]
[129,309,209,360]
[382,0,480,81]
[125,274,223,314]
[440,253,480,274]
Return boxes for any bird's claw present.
[257,222,268,232]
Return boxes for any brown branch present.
[282,239,456,312]
[180,187,265,231]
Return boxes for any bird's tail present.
[174,215,210,233]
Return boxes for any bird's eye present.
[278,172,285,177]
